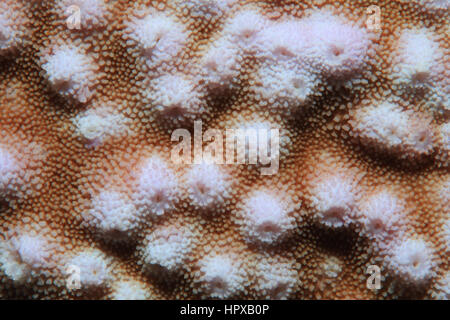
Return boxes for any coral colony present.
[0,0,448,300]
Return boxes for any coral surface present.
[0,0,448,300]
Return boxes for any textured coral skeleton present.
[0,0,448,300]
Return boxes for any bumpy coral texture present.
[0,0,448,300]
